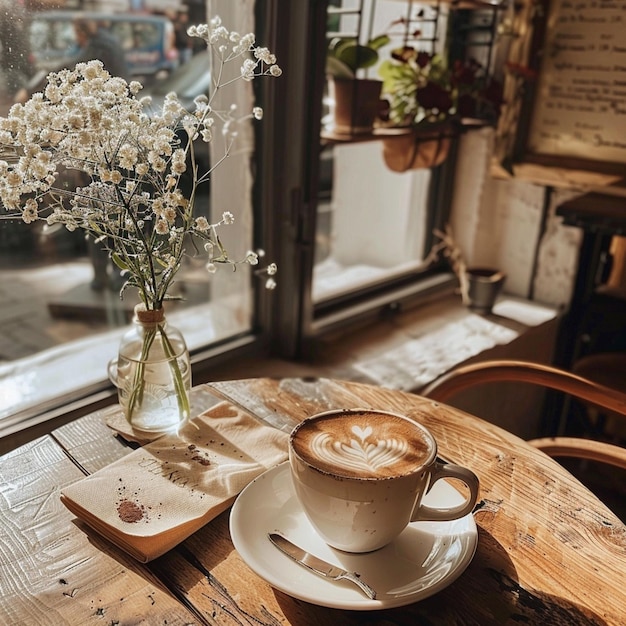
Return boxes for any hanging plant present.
[377,47,503,170]
[379,48,504,128]
[381,121,453,172]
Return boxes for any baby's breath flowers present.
[0,16,280,311]
[0,16,280,428]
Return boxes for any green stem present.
[127,325,157,420]
[158,323,190,419]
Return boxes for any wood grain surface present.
[1,377,625,625]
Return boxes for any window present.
[0,0,498,437]
[260,0,457,354]
[0,1,272,435]
[314,142,436,303]
[313,0,498,309]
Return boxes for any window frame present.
[1,0,458,445]
[253,0,456,359]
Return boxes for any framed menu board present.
[494,0,626,184]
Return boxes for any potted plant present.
[325,34,389,135]
[377,47,503,171]
[427,225,506,314]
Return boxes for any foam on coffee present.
[290,410,434,479]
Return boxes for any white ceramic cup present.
[289,408,479,553]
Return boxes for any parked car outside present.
[29,11,179,85]
[142,49,210,107]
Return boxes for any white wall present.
[332,142,428,267]
[449,127,584,311]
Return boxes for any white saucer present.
[229,462,478,610]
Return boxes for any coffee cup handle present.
[411,460,479,522]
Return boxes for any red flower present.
[391,46,417,63]
[417,81,453,113]
[505,62,537,81]
[452,59,481,86]
[416,51,432,69]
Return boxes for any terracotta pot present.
[381,124,453,172]
[328,77,383,135]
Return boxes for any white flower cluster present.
[0,17,280,308]
[187,16,282,82]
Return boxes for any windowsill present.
[0,301,248,440]
[307,292,560,393]
[199,291,561,441]
[0,291,560,450]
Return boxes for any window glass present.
[315,142,432,302]
[314,0,450,304]
[0,2,259,426]
[111,23,135,50]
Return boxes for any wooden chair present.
[421,359,626,470]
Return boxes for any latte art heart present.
[309,425,409,474]
[291,411,433,479]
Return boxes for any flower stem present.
[127,325,157,420]
[158,323,190,419]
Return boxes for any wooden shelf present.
[321,125,412,144]
[321,118,491,146]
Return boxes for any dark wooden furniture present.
[555,190,626,370]
[550,189,626,436]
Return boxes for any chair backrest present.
[527,436,626,470]
[422,359,626,470]
[422,359,626,416]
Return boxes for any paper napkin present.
[60,402,288,562]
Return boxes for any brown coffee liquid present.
[291,411,433,478]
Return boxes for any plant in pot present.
[326,34,390,135]
[377,48,503,171]
[427,225,506,314]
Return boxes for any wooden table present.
[2,378,625,624]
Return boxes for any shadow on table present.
[272,526,608,625]
[82,509,608,626]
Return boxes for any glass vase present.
[109,305,191,432]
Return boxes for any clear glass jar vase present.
[109,304,191,432]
